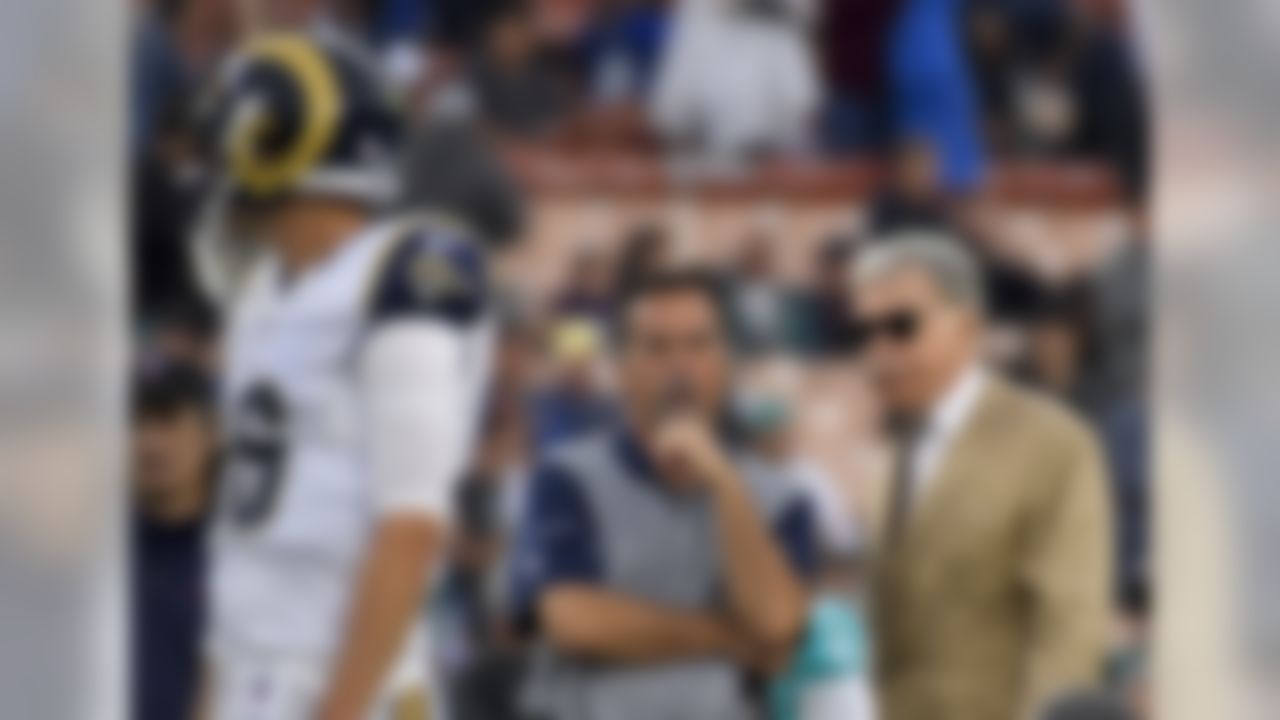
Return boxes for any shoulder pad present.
[367,222,488,326]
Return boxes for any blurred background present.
[129,0,1150,717]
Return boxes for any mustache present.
[658,377,696,417]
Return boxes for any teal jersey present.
[770,596,873,720]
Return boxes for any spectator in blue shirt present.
[888,0,987,192]
[529,318,616,454]
[131,364,215,720]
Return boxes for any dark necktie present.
[886,416,925,550]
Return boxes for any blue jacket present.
[888,0,987,191]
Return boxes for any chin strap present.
[190,186,265,309]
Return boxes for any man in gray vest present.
[511,269,817,720]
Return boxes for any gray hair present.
[852,233,986,314]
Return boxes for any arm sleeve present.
[508,462,602,632]
[774,496,821,581]
[1017,429,1113,718]
[357,320,479,520]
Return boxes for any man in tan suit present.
[850,236,1112,720]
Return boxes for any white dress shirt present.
[907,364,988,504]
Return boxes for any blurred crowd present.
[131,0,1149,718]
[133,0,1148,318]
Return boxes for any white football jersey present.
[207,214,494,713]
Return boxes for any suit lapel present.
[898,378,1009,552]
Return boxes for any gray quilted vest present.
[521,431,802,720]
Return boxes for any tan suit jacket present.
[866,375,1112,720]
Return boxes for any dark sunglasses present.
[852,309,923,347]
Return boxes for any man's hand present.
[651,415,736,491]
[652,415,809,666]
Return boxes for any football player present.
[188,32,510,720]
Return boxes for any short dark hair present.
[613,267,730,344]
[133,363,213,423]
[614,222,670,296]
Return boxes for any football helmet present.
[192,32,400,303]
[204,32,400,206]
